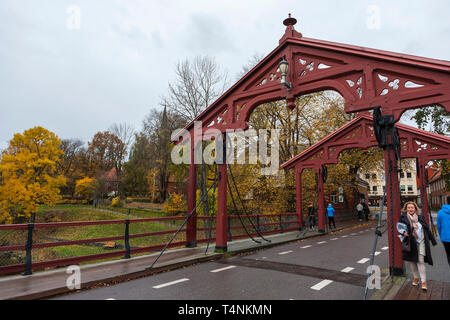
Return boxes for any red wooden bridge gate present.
[178,15,450,275]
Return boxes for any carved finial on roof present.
[283,13,297,26]
[280,14,302,44]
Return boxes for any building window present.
[330,192,337,204]
[408,185,413,192]
[400,172,405,179]
[372,186,378,192]
[365,174,370,180]
[381,173,385,180]
[400,185,406,193]
[407,172,412,179]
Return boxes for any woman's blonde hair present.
[402,201,420,214]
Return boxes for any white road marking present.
[105,298,116,300]
[278,251,293,255]
[153,278,190,289]
[350,233,357,236]
[341,267,355,273]
[317,241,327,245]
[357,258,370,264]
[301,245,312,249]
[341,235,348,238]
[311,280,333,291]
[210,266,236,273]
[382,247,389,251]
[331,238,339,241]
[372,251,381,256]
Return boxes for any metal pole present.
[124,219,131,259]
[23,223,34,276]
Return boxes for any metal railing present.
[0,213,298,276]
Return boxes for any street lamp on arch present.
[279,58,291,91]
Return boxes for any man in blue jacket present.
[437,196,450,267]
[327,203,336,230]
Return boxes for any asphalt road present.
[52,223,449,300]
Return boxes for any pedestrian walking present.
[356,202,363,221]
[327,203,336,229]
[362,201,370,222]
[437,196,450,267]
[399,201,437,291]
[307,204,316,230]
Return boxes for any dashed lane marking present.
[317,241,327,245]
[301,245,312,249]
[357,258,370,264]
[341,235,348,238]
[311,280,333,291]
[382,247,389,251]
[341,267,355,273]
[210,266,236,273]
[153,278,190,289]
[331,238,339,241]
[372,251,381,256]
[278,251,293,255]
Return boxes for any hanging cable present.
[205,164,218,255]
[363,167,389,300]
[149,173,220,269]
[227,164,271,243]
[227,177,261,244]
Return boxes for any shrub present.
[163,193,186,216]
[110,197,123,208]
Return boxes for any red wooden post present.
[317,167,325,233]
[296,168,303,229]
[186,138,197,248]
[384,149,405,275]
[215,163,228,252]
[418,159,430,225]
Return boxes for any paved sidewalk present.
[0,219,375,300]
[370,276,450,300]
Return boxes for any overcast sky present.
[1,0,449,150]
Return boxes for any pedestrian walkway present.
[371,276,450,300]
[0,218,374,300]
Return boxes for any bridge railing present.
[0,213,298,276]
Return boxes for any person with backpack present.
[437,196,450,267]
[307,204,316,230]
[327,203,336,230]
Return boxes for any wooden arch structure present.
[175,15,450,274]
[280,113,450,272]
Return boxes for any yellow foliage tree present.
[163,193,186,216]
[0,127,66,224]
[75,177,97,201]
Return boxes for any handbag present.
[402,236,411,253]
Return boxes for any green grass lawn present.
[0,204,187,269]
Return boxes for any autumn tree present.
[163,55,229,214]
[87,131,127,197]
[75,177,96,201]
[0,127,66,224]
[57,138,88,197]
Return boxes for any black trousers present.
[328,217,336,229]
[357,211,362,220]
[444,242,450,267]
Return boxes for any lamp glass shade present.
[278,59,289,75]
